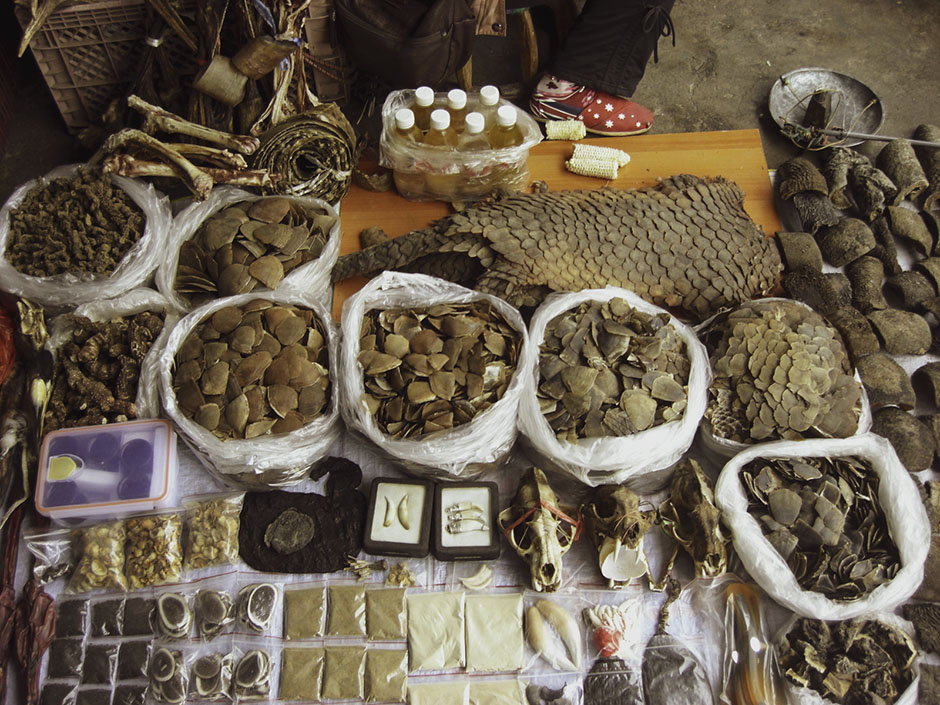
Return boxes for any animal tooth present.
[383,496,395,527]
[536,599,582,671]
[459,565,493,590]
[526,606,578,672]
[397,494,411,530]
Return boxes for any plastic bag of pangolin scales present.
[338,271,529,480]
[518,287,710,492]
[0,164,171,309]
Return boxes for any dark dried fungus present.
[264,507,316,554]
[867,309,932,356]
[856,352,915,411]
[583,658,642,705]
[871,407,936,472]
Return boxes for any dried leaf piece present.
[871,407,935,472]
[877,139,929,205]
[856,352,915,410]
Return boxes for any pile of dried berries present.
[6,169,144,277]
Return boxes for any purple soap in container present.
[35,419,178,524]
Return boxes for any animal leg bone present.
[100,155,273,190]
[99,129,213,200]
[127,95,260,155]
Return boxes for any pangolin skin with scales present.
[332,175,783,321]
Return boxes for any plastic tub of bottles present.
[379,88,543,202]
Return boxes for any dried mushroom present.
[779,617,916,705]
[358,301,520,439]
[172,300,330,439]
[537,297,690,442]
[740,455,900,601]
[174,197,334,306]
[703,300,863,443]
[45,312,165,432]
[5,168,144,277]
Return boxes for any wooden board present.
[333,128,781,320]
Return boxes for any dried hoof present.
[777,231,823,272]
[778,157,829,200]
[782,267,851,315]
[817,218,876,267]
[867,309,932,355]
[793,191,842,234]
[871,407,935,472]
[856,352,915,411]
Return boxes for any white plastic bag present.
[0,164,171,308]
[518,288,710,491]
[338,271,528,479]
[715,434,929,620]
[159,291,341,489]
[155,186,341,313]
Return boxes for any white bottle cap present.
[496,104,517,127]
[414,86,435,107]
[430,108,451,131]
[447,88,467,110]
[480,85,500,107]
[395,108,416,130]
[464,112,485,135]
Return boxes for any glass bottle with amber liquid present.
[423,108,459,198]
[446,88,468,133]
[411,86,436,131]
[488,104,525,148]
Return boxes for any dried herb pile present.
[6,170,144,277]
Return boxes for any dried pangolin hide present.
[702,300,862,443]
[741,455,900,601]
[877,138,929,205]
[856,352,915,411]
[5,169,144,277]
[45,312,165,432]
[823,306,880,365]
[779,617,916,705]
[331,176,782,322]
[845,256,887,312]
[870,406,936,472]
[914,124,940,210]
[823,146,868,209]
[537,298,690,441]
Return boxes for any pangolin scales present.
[332,175,782,321]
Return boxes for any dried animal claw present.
[397,494,411,530]
[459,564,493,590]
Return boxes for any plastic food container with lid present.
[35,418,178,523]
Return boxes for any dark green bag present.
[334,0,475,88]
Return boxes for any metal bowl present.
[768,67,884,147]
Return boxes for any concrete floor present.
[1,0,938,203]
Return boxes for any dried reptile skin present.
[332,176,782,322]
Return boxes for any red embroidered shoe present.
[529,74,654,136]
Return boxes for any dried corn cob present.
[571,143,631,166]
[545,120,587,141]
[565,158,619,180]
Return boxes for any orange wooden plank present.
[333,128,781,320]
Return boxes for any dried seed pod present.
[856,352,915,411]
[913,361,940,408]
[884,270,937,311]
[877,138,929,205]
[777,156,828,200]
[824,306,881,364]
[846,256,887,312]
[886,205,934,256]
[867,309,931,355]
[914,124,940,210]
[871,406,936,472]
[816,218,876,267]
[777,231,823,272]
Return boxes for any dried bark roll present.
[816,217,876,267]
[192,56,248,107]
[884,270,937,311]
[846,255,887,312]
[886,204,934,256]
[914,124,940,210]
[824,305,881,364]
[776,231,823,272]
[877,139,929,205]
[232,36,299,79]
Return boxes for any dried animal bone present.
[779,617,917,705]
[580,484,653,588]
[237,583,277,633]
[871,407,936,472]
[702,299,863,443]
[128,95,259,155]
[914,124,940,210]
[537,298,690,442]
[332,176,783,321]
[102,155,273,190]
[658,459,727,579]
[357,301,520,440]
[149,646,185,704]
[877,138,929,205]
[740,454,900,601]
[193,589,233,641]
[498,467,577,592]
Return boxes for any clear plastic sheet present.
[406,590,466,671]
[186,643,234,702]
[466,592,525,672]
[279,644,325,701]
[326,582,367,637]
[231,637,278,702]
[155,186,341,313]
[0,165,171,308]
[338,271,528,480]
[24,527,73,584]
[365,586,407,641]
[379,89,542,202]
[322,644,367,700]
[66,519,128,593]
[518,288,710,491]
[158,290,341,488]
[715,434,930,619]
[283,582,327,640]
[364,648,408,703]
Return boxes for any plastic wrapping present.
[121,594,156,636]
[327,583,367,637]
[192,576,236,641]
[280,645,325,701]
[67,519,128,593]
[524,597,584,674]
[232,638,277,702]
[55,597,88,638]
[155,186,341,313]
[408,679,469,705]
[47,637,86,679]
[366,587,407,641]
[236,579,281,635]
[148,644,188,704]
[187,646,233,702]
[24,527,73,584]
[518,288,710,491]
[81,642,118,686]
[283,583,327,640]
[154,589,194,640]
[715,434,930,620]
[379,89,542,202]
[123,510,183,589]
[466,592,525,672]
[40,682,78,705]
[90,596,125,636]
[158,291,341,488]
[406,590,466,672]
[339,272,528,479]
[322,645,368,700]
[365,648,408,703]
[182,491,244,571]
[116,639,152,681]
[468,679,527,705]
[0,165,171,308]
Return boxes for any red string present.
[501,500,582,541]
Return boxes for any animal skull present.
[659,458,727,578]
[581,484,653,588]
[498,467,576,592]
